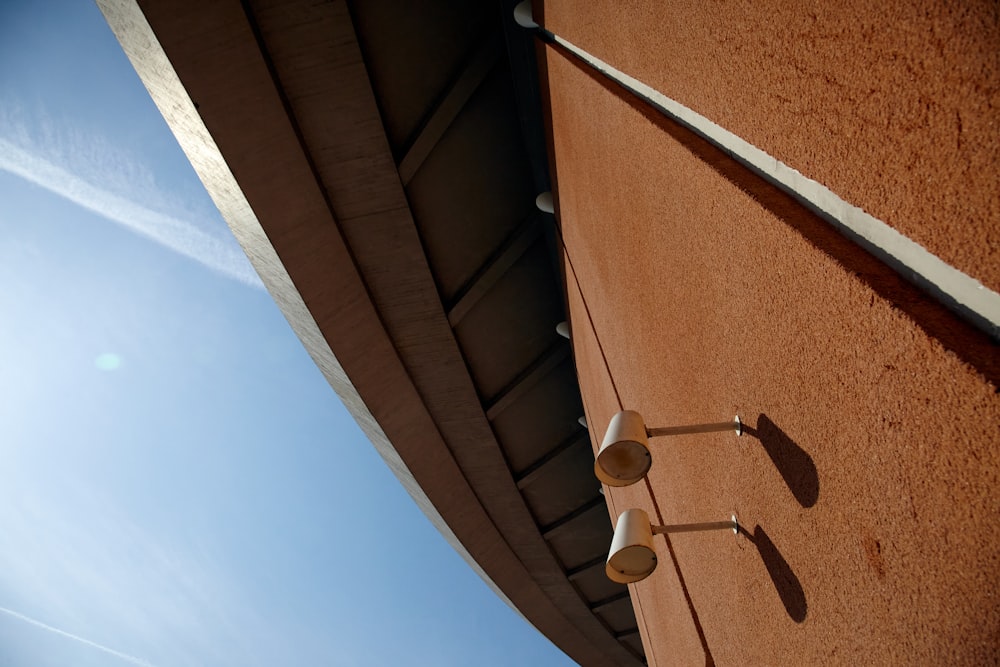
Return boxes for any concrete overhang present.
[99,0,644,664]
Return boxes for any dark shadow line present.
[645,478,716,667]
[742,415,819,508]
[739,524,808,623]
[547,43,1000,387]
[559,233,625,412]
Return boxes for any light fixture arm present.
[595,411,742,487]
[606,510,739,583]
[648,416,742,438]
[652,515,739,535]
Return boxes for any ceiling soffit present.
[114,0,644,663]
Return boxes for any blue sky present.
[0,1,574,665]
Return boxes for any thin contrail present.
[0,605,158,667]
[0,136,264,290]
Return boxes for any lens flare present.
[94,352,122,371]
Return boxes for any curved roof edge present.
[96,0,518,615]
[97,3,640,666]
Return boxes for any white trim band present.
[547,31,1000,339]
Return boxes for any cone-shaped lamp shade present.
[535,191,554,213]
[606,509,658,584]
[513,1,538,29]
[595,410,651,486]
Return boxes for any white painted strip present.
[547,32,1000,337]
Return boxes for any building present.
[101,1,999,664]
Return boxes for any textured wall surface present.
[544,0,1000,293]
[544,40,999,665]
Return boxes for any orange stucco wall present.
[543,30,999,667]
[544,0,1000,293]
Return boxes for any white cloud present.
[0,606,157,667]
[0,480,274,667]
[0,107,264,290]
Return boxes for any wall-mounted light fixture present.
[513,2,538,30]
[607,508,738,583]
[535,191,554,214]
[595,410,741,487]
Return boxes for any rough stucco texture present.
[544,0,1000,293]
[545,45,1000,666]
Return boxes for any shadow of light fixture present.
[607,509,738,584]
[595,410,742,487]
